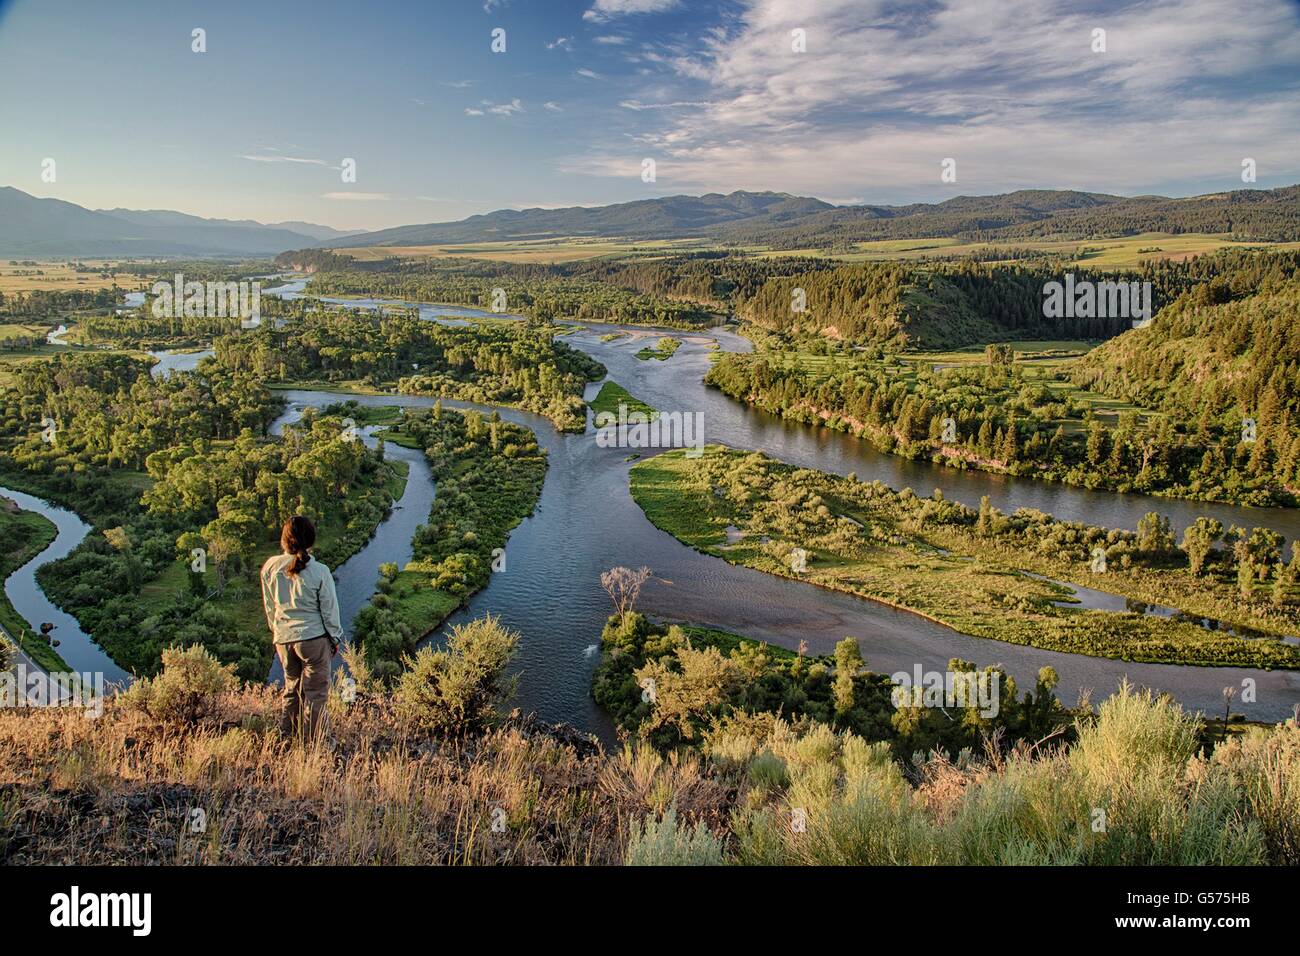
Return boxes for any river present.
[261,320,1300,726]
[5,295,1298,728]
[0,485,129,686]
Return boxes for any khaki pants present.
[277,637,332,742]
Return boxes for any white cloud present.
[545,101,564,112]
[576,68,602,79]
[467,99,524,117]
[547,36,573,49]
[572,0,1300,198]
[240,154,328,165]
[584,0,679,22]
[620,99,711,111]
[594,35,629,45]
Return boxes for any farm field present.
[332,232,1300,272]
[0,258,146,294]
[760,233,1300,268]
[333,236,711,264]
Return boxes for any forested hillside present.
[733,248,1300,349]
[1073,251,1300,494]
[735,260,1141,348]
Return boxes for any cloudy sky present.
[1,0,1297,229]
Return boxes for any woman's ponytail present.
[280,515,316,576]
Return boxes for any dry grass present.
[333,238,708,265]
[0,260,144,294]
[3,680,1294,866]
[760,233,1300,268]
[0,684,730,865]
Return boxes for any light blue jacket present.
[260,553,344,647]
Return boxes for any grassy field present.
[322,401,405,427]
[0,322,52,343]
[906,341,1158,429]
[758,233,1300,268]
[298,230,1300,272]
[630,446,1300,668]
[904,340,1097,363]
[678,623,798,660]
[268,379,388,396]
[334,237,710,265]
[635,336,681,361]
[590,381,658,421]
[384,570,462,638]
[0,506,67,671]
[0,259,146,294]
[0,325,69,387]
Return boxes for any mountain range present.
[0,187,358,257]
[320,191,838,247]
[324,184,1300,249]
[4,183,1299,258]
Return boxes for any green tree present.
[833,637,863,719]
[1136,511,1176,558]
[1180,517,1223,577]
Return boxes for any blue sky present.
[2,0,1298,231]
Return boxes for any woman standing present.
[260,515,344,741]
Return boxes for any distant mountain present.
[0,187,353,256]
[98,208,360,243]
[726,189,1129,245]
[9,183,1299,259]
[994,186,1300,241]
[325,186,1300,250]
[261,220,361,242]
[322,191,837,247]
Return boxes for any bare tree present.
[1220,685,1238,744]
[600,566,651,620]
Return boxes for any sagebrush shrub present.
[394,614,518,735]
[120,644,237,723]
[625,807,725,866]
